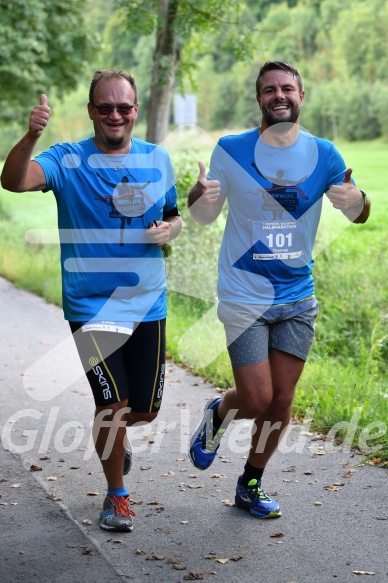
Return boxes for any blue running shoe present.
[235,477,281,518]
[189,397,224,470]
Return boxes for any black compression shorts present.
[69,320,166,411]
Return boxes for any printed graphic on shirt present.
[94,172,155,245]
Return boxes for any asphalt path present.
[0,277,387,583]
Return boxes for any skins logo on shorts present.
[156,364,165,400]
[91,363,112,400]
[89,356,99,367]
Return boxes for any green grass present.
[1,138,387,463]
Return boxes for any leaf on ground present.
[166,557,181,564]
[343,470,356,478]
[146,555,165,561]
[216,558,229,564]
[183,572,204,580]
[270,532,284,538]
[314,447,327,455]
[211,473,226,479]
[176,457,186,462]
[10,483,22,488]
[230,555,243,561]
[30,465,42,472]
[352,570,376,575]
[173,564,187,570]
[314,501,323,506]
[180,520,189,524]
[70,466,80,470]
[187,483,204,489]
[46,476,57,481]
[130,499,143,505]
[134,548,147,555]
[82,519,92,525]
[374,516,388,520]
[282,466,296,472]
[189,474,198,479]
[222,499,235,506]
[146,500,161,505]
[86,491,100,496]
[162,470,175,477]
[324,485,341,491]
[304,470,314,475]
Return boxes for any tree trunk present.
[146,0,179,144]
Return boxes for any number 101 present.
[266,233,293,248]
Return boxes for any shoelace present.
[109,494,136,517]
[247,480,271,501]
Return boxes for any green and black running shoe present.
[235,477,282,518]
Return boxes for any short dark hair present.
[256,61,303,95]
[89,70,138,105]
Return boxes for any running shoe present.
[234,477,281,518]
[189,397,225,470]
[123,442,132,476]
[100,495,135,531]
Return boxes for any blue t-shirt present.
[35,137,178,322]
[208,128,348,304]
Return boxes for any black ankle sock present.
[241,461,264,486]
[212,404,223,435]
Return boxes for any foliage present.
[0,0,97,123]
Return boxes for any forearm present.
[165,214,182,241]
[188,181,223,225]
[1,132,41,192]
[342,195,371,224]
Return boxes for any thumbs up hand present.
[188,161,221,206]
[29,93,51,137]
[327,168,364,209]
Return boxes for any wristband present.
[359,190,367,206]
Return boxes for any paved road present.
[0,277,387,583]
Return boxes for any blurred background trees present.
[1,0,388,154]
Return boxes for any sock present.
[240,461,264,487]
[212,403,223,436]
[107,485,129,498]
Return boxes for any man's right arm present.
[0,94,50,193]
[187,161,225,225]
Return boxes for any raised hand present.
[192,160,221,204]
[327,167,363,209]
[29,94,51,137]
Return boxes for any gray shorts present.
[217,297,319,367]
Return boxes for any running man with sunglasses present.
[1,70,182,532]
[188,61,370,519]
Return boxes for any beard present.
[261,101,301,128]
[106,135,125,146]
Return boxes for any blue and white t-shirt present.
[208,128,348,305]
[35,136,178,322]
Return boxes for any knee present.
[239,393,272,419]
[268,391,295,416]
[95,400,130,423]
[128,410,158,425]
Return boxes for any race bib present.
[251,217,312,266]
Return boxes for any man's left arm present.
[326,168,371,224]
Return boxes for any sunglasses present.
[93,104,136,116]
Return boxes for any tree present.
[0,0,97,122]
[116,0,259,143]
